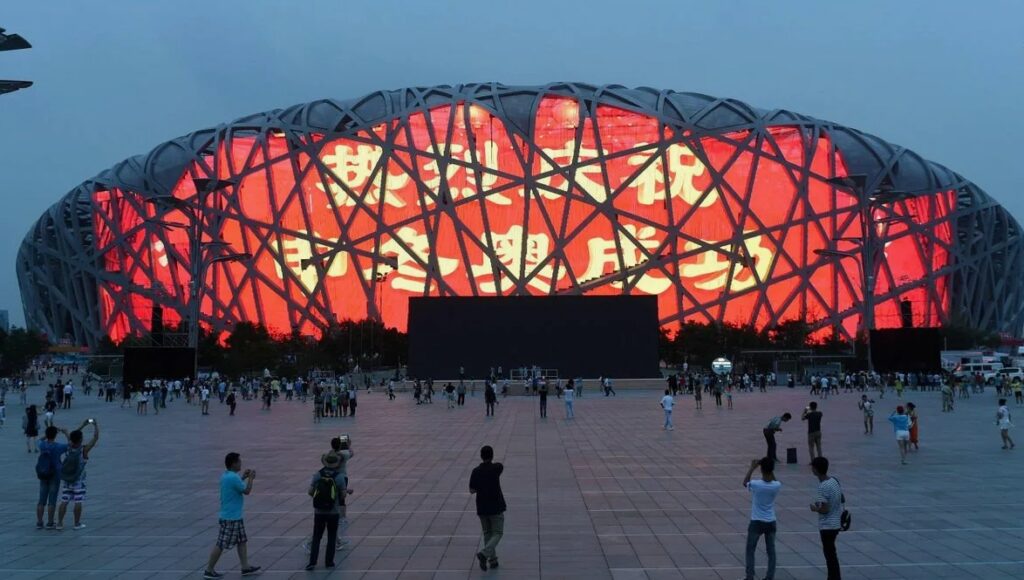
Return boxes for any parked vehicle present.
[953,361,1004,383]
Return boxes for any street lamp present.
[0,26,32,96]
[821,174,914,373]
[143,177,239,379]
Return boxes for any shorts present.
[38,478,60,506]
[60,480,87,503]
[216,519,248,550]
[896,430,910,441]
[808,431,822,445]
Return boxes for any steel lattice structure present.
[17,83,1024,347]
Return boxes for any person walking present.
[35,425,70,529]
[485,382,497,417]
[742,457,781,580]
[858,395,875,434]
[603,376,616,396]
[997,398,1015,450]
[469,445,506,571]
[810,457,843,580]
[56,419,100,530]
[538,380,548,418]
[906,402,919,450]
[305,452,347,570]
[227,391,237,416]
[763,413,791,463]
[888,406,912,465]
[457,381,466,406]
[202,453,260,579]
[201,385,211,416]
[694,383,703,410]
[660,389,674,430]
[23,405,40,453]
[563,381,575,419]
[62,382,73,409]
[802,402,823,461]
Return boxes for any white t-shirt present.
[200,388,210,401]
[661,395,674,411]
[64,384,73,395]
[747,479,782,522]
[564,388,575,402]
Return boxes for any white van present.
[997,367,1024,381]
[954,362,1004,383]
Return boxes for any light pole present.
[0,26,32,97]
[144,178,247,379]
[820,175,914,374]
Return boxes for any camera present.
[87,418,95,424]
[337,434,351,450]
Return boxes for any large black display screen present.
[407,296,660,379]
[123,347,195,388]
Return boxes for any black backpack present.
[833,477,852,531]
[35,447,59,481]
[312,469,338,511]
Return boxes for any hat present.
[321,452,342,468]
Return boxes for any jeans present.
[38,478,60,506]
[745,520,776,580]
[763,428,777,460]
[819,529,841,579]
[486,401,495,416]
[565,400,574,418]
[664,409,673,429]
[309,513,339,566]
[479,513,504,563]
[540,397,547,417]
[458,393,465,405]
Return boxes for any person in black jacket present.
[469,445,506,570]
[484,383,497,417]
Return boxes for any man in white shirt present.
[660,390,674,431]
[63,383,74,409]
[200,386,211,415]
[743,457,781,580]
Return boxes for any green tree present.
[0,327,50,375]
[223,322,277,376]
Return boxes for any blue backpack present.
[35,447,59,481]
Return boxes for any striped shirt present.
[814,477,843,530]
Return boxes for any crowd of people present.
[6,358,1017,580]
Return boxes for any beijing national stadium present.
[16,83,1024,347]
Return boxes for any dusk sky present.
[2,0,1021,326]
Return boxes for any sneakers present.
[488,560,499,569]
[241,566,261,576]
[35,522,43,529]
[202,571,223,579]
[44,522,55,530]
[304,564,315,571]
[73,523,86,530]
[55,523,64,531]
[476,552,488,571]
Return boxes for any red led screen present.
[91,98,954,343]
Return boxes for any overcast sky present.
[1,0,1021,327]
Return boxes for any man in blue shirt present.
[36,425,69,529]
[203,453,260,579]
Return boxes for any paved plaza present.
[1,382,1022,580]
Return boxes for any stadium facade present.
[17,83,1024,347]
